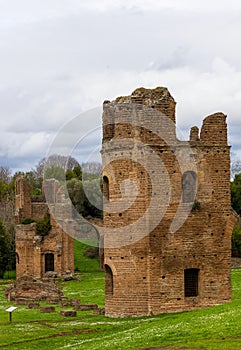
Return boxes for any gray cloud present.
[0,1,241,172]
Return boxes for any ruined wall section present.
[15,177,48,224]
[31,196,48,221]
[199,113,231,210]
[103,153,151,315]
[15,223,42,278]
[15,176,32,223]
[40,217,74,276]
[103,86,176,144]
[102,87,178,316]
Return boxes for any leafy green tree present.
[82,178,103,218]
[0,176,15,245]
[67,178,86,215]
[67,177,102,218]
[231,173,241,216]
[4,224,16,272]
[0,219,8,278]
[0,171,15,275]
[66,169,75,181]
[66,165,82,181]
[232,224,241,255]
[25,171,42,195]
[73,165,82,180]
[36,213,52,236]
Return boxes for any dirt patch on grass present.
[48,329,94,337]
[0,329,95,348]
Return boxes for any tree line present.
[1,157,241,278]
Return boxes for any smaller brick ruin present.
[5,276,65,304]
[15,176,74,279]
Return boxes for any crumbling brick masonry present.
[102,87,237,317]
[15,177,74,279]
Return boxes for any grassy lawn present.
[1,246,241,349]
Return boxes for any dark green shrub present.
[36,213,52,236]
[20,214,51,236]
[21,218,35,225]
[232,224,241,256]
[192,201,201,211]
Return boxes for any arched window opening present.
[182,171,197,203]
[103,176,110,201]
[184,268,199,297]
[45,253,54,272]
[105,264,113,296]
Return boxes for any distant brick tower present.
[101,87,237,317]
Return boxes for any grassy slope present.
[74,239,100,273]
[1,246,241,349]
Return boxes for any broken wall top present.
[103,87,229,148]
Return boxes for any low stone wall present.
[5,276,64,303]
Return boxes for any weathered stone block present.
[93,307,105,315]
[40,306,55,313]
[26,302,40,309]
[58,300,72,307]
[60,310,77,317]
[74,304,98,311]
[70,298,81,306]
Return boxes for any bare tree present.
[33,154,80,179]
[0,166,11,184]
[231,159,241,179]
[82,162,102,175]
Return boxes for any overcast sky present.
[1,0,241,173]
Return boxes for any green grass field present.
[1,243,241,349]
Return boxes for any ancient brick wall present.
[102,87,237,317]
[15,176,32,223]
[15,223,40,278]
[15,177,74,279]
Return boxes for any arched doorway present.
[105,264,113,296]
[45,253,54,272]
[103,176,110,201]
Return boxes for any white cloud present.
[0,1,241,171]
[0,0,240,27]
[69,0,241,13]
[0,131,52,158]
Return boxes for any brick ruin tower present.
[15,176,74,279]
[101,87,237,317]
